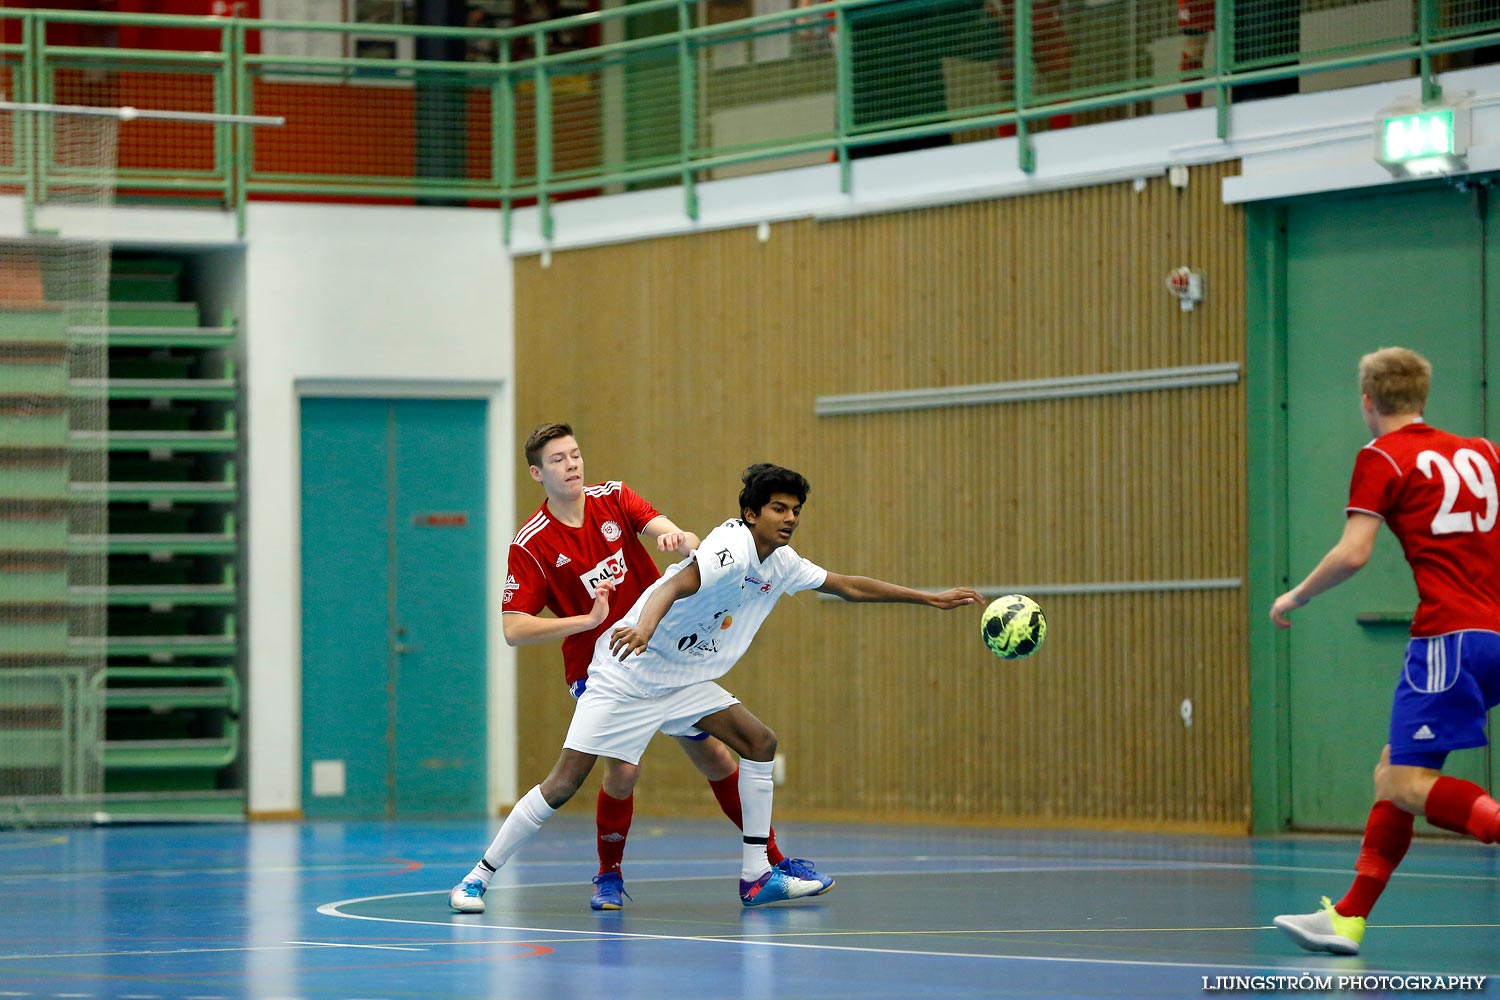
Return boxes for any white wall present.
[243,202,515,817]
[0,198,516,819]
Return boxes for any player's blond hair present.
[1359,347,1431,416]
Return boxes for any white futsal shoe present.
[449,877,487,913]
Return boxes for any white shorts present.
[563,675,739,766]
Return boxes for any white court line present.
[318,893,1496,979]
[316,878,1500,980]
[284,940,427,952]
[0,943,421,963]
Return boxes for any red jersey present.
[503,481,664,685]
[1347,422,1500,636]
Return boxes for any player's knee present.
[539,777,579,809]
[1374,759,1432,813]
[705,739,739,773]
[602,760,640,798]
[680,737,738,780]
[541,755,595,806]
[1384,771,1429,813]
[1370,744,1394,794]
[742,727,777,762]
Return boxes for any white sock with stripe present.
[738,757,775,881]
[466,784,556,887]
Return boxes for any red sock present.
[1181,53,1203,108]
[596,789,632,874]
[709,768,784,866]
[1335,800,1413,919]
[1425,776,1500,843]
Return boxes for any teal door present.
[300,397,488,818]
[1282,186,1494,830]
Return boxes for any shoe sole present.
[1272,916,1358,955]
[591,901,623,911]
[450,901,485,914]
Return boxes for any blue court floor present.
[0,816,1496,999]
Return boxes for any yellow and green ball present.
[981,595,1046,660]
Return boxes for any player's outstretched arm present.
[818,573,983,609]
[609,561,703,659]
[642,515,701,557]
[1270,512,1380,628]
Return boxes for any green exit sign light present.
[1376,103,1469,177]
[1383,110,1453,158]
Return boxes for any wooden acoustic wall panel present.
[513,161,1249,830]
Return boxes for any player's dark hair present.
[523,422,574,467]
[739,463,810,518]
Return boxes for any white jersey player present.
[577,516,827,702]
[450,463,981,910]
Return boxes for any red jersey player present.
[1270,348,1500,955]
[465,422,829,913]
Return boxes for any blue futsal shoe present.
[776,857,835,897]
[590,871,631,910]
[739,866,828,907]
[448,878,486,913]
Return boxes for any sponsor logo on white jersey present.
[673,632,721,657]
[744,573,772,594]
[555,552,571,567]
[579,549,627,597]
[1413,724,1436,740]
[670,608,734,657]
[600,520,622,542]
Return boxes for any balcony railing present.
[0,0,1495,238]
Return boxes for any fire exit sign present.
[1376,104,1469,177]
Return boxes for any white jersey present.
[587,518,828,696]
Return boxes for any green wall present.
[1249,180,1500,832]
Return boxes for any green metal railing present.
[0,1,1496,239]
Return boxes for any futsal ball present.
[981,595,1046,660]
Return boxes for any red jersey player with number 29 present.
[1270,347,1500,956]
[454,422,829,914]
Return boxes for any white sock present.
[466,785,556,887]
[738,757,775,881]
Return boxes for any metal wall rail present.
[0,2,1492,239]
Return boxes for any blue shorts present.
[1388,630,1500,767]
